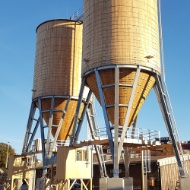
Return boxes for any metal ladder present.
[143,150,151,174]
[154,73,189,177]
[157,0,189,178]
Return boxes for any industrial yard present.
[1,0,190,190]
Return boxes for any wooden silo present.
[33,19,83,140]
[82,0,160,127]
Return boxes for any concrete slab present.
[99,178,133,190]
[107,178,124,190]
[124,177,133,190]
[99,178,108,190]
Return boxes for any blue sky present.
[0,0,190,154]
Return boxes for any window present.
[76,150,88,161]
[76,150,83,161]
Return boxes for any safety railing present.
[94,127,160,143]
[70,7,84,21]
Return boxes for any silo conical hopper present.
[82,0,161,127]
[33,19,83,140]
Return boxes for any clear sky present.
[0,0,190,154]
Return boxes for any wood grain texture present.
[33,19,83,98]
[82,0,160,126]
[86,69,155,126]
[160,160,190,190]
[33,20,83,140]
[41,98,84,140]
[82,0,160,73]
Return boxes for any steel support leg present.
[95,69,114,161]
[113,66,119,177]
[74,90,93,143]
[22,102,37,153]
[25,118,40,152]
[38,98,47,170]
[46,97,55,157]
[86,105,107,177]
[71,78,86,145]
[49,98,71,158]
[118,66,141,162]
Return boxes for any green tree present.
[0,143,15,171]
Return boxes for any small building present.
[7,154,36,190]
[92,144,190,190]
[7,142,190,190]
[55,146,93,189]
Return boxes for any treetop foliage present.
[0,143,15,171]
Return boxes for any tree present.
[0,143,15,171]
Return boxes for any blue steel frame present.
[22,95,79,176]
[80,64,187,178]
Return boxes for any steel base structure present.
[71,83,108,178]
[22,93,108,185]
[73,64,189,182]
[22,95,93,175]
[22,96,78,169]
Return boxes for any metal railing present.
[70,7,84,21]
[94,127,160,143]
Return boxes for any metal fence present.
[93,126,160,143]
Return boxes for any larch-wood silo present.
[21,18,96,188]
[22,19,88,168]
[79,1,161,181]
[33,19,83,141]
[74,0,188,185]
[82,0,160,128]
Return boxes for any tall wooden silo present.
[21,18,96,188]
[33,19,83,140]
[82,0,160,128]
[79,2,161,182]
[79,0,188,184]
